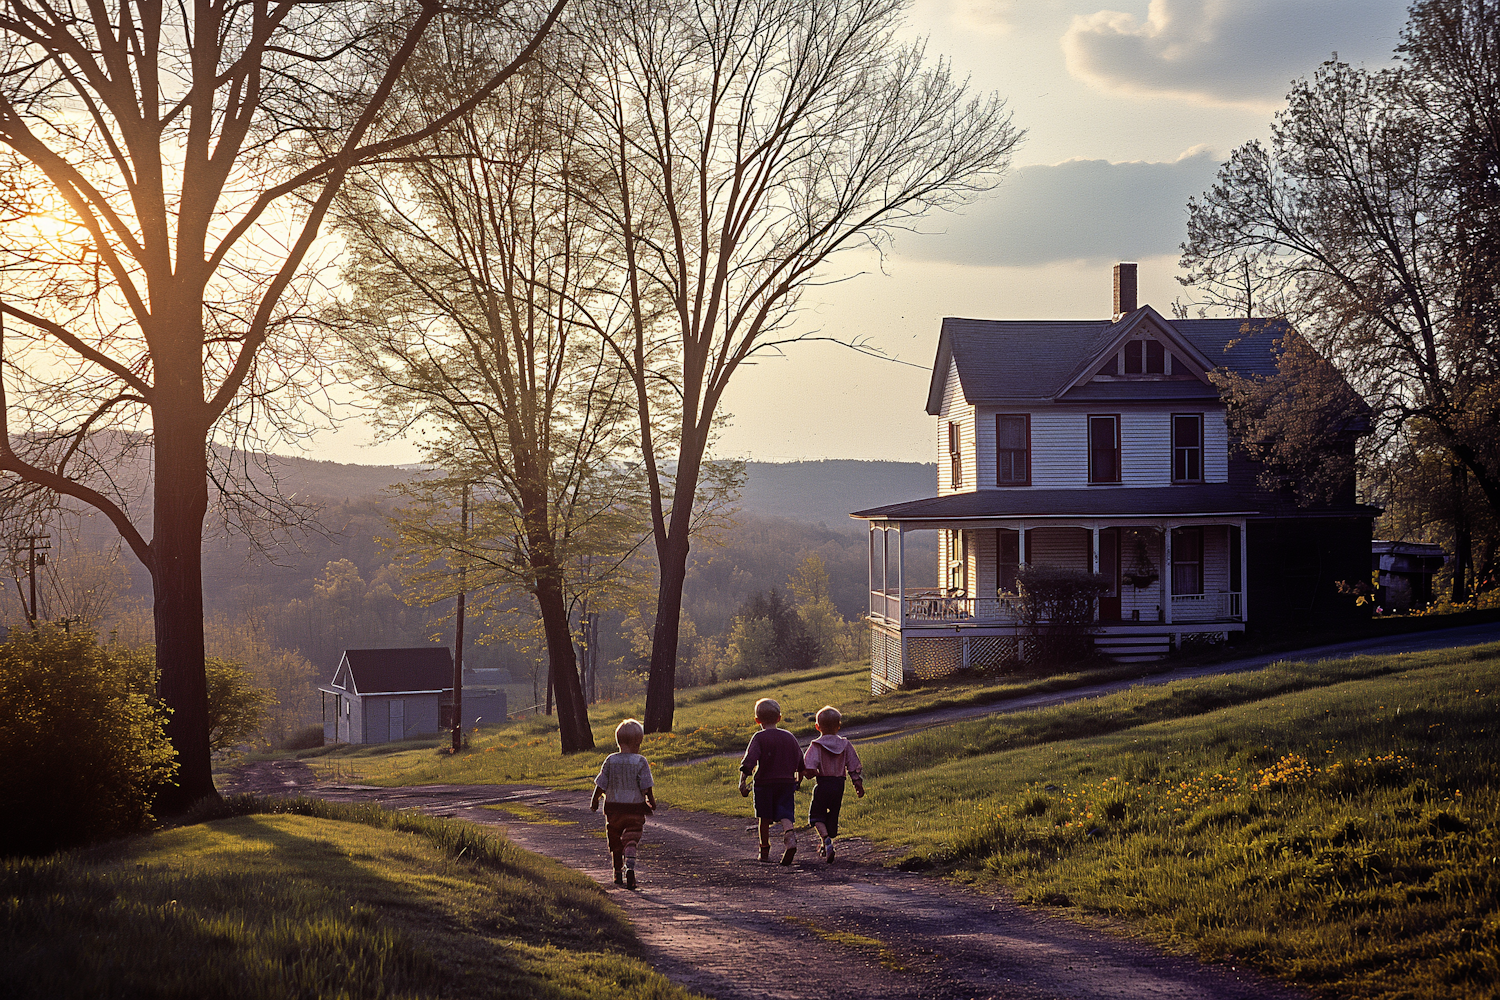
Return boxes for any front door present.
[1098,528,1121,620]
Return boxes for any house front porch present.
[863,516,1248,693]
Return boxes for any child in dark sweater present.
[738,697,803,864]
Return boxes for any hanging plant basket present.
[1123,533,1158,588]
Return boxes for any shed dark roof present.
[851,486,1378,522]
[339,647,453,694]
[927,310,1295,413]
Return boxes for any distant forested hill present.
[29,455,935,711]
[739,460,935,530]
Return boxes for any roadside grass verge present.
[0,796,702,1000]
[280,655,1157,789]
[643,644,1500,998]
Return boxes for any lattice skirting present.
[968,634,1018,670]
[870,628,904,694]
[1177,630,1229,651]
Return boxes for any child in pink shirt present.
[802,705,864,862]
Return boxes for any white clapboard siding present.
[1203,411,1228,482]
[1028,527,1090,570]
[1203,525,1230,593]
[963,405,1230,489]
[970,528,997,594]
[939,361,975,494]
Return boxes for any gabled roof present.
[925,308,1294,414]
[333,647,454,695]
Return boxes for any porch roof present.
[850,485,1377,522]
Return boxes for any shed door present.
[389,699,405,741]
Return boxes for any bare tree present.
[568,0,1023,730]
[0,0,566,808]
[334,41,651,752]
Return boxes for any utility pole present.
[451,486,468,754]
[22,533,49,629]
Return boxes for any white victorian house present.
[853,263,1376,693]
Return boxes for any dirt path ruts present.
[223,761,1305,1000]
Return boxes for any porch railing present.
[870,589,1022,624]
[1169,591,1241,621]
[873,589,1244,625]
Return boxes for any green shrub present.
[278,724,325,750]
[1018,565,1110,664]
[0,627,176,855]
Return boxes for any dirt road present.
[225,760,1305,1000]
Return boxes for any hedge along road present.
[225,761,1306,1000]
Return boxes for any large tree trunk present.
[643,448,702,733]
[150,413,215,812]
[534,573,593,751]
[643,531,689,733]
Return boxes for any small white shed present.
[319,647,507,745]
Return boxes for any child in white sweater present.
[801,705,864,862]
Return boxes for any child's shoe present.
[780,845,796,865]
[625,869,637,890]
[759,844,770,863]
[824,837,835,863]
[613,866,624,885]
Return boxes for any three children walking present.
[592,697,864,888]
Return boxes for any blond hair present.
[614,718,645,748]
[753,698,781,723]
[815,705,842,731]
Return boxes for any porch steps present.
[1093,633,1172,663]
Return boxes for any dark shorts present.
[809,776,846,838]
[753,782,798,823]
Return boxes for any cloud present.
[1062,0,1408,107]
[895,147,1222,268]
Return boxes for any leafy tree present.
[0,626,175,855]
[1210,331,1371,506]
[726,588,819,678]
[0,0,567,808]
[788,554,859,665]
[568,0,1023,730]
[331,35,676,752]
[203,657,276,756]
[1181,0,1500,568]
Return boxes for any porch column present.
[1091,525,1101,624]
[881,525,890,618]
[869,523,877,617]
[1018,521,1028,568]
[1239,518,1249,623]
[1163,524,1174,625]
[897,525,906,627]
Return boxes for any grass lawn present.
[0,798,703,1000]
[291,643,1500,999]
[276,656,1165,790]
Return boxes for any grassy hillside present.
[0,798,701,1000]
[299,643,1500,999]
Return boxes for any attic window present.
[1124,340,1166,375]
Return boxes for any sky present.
[315,0,1412,468]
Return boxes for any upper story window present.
[947,421,962,488]
[1088,415,1120,483]
[996,414,1030,485]
[1172,413,1203,482]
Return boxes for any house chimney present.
[1113,262,1138,318]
